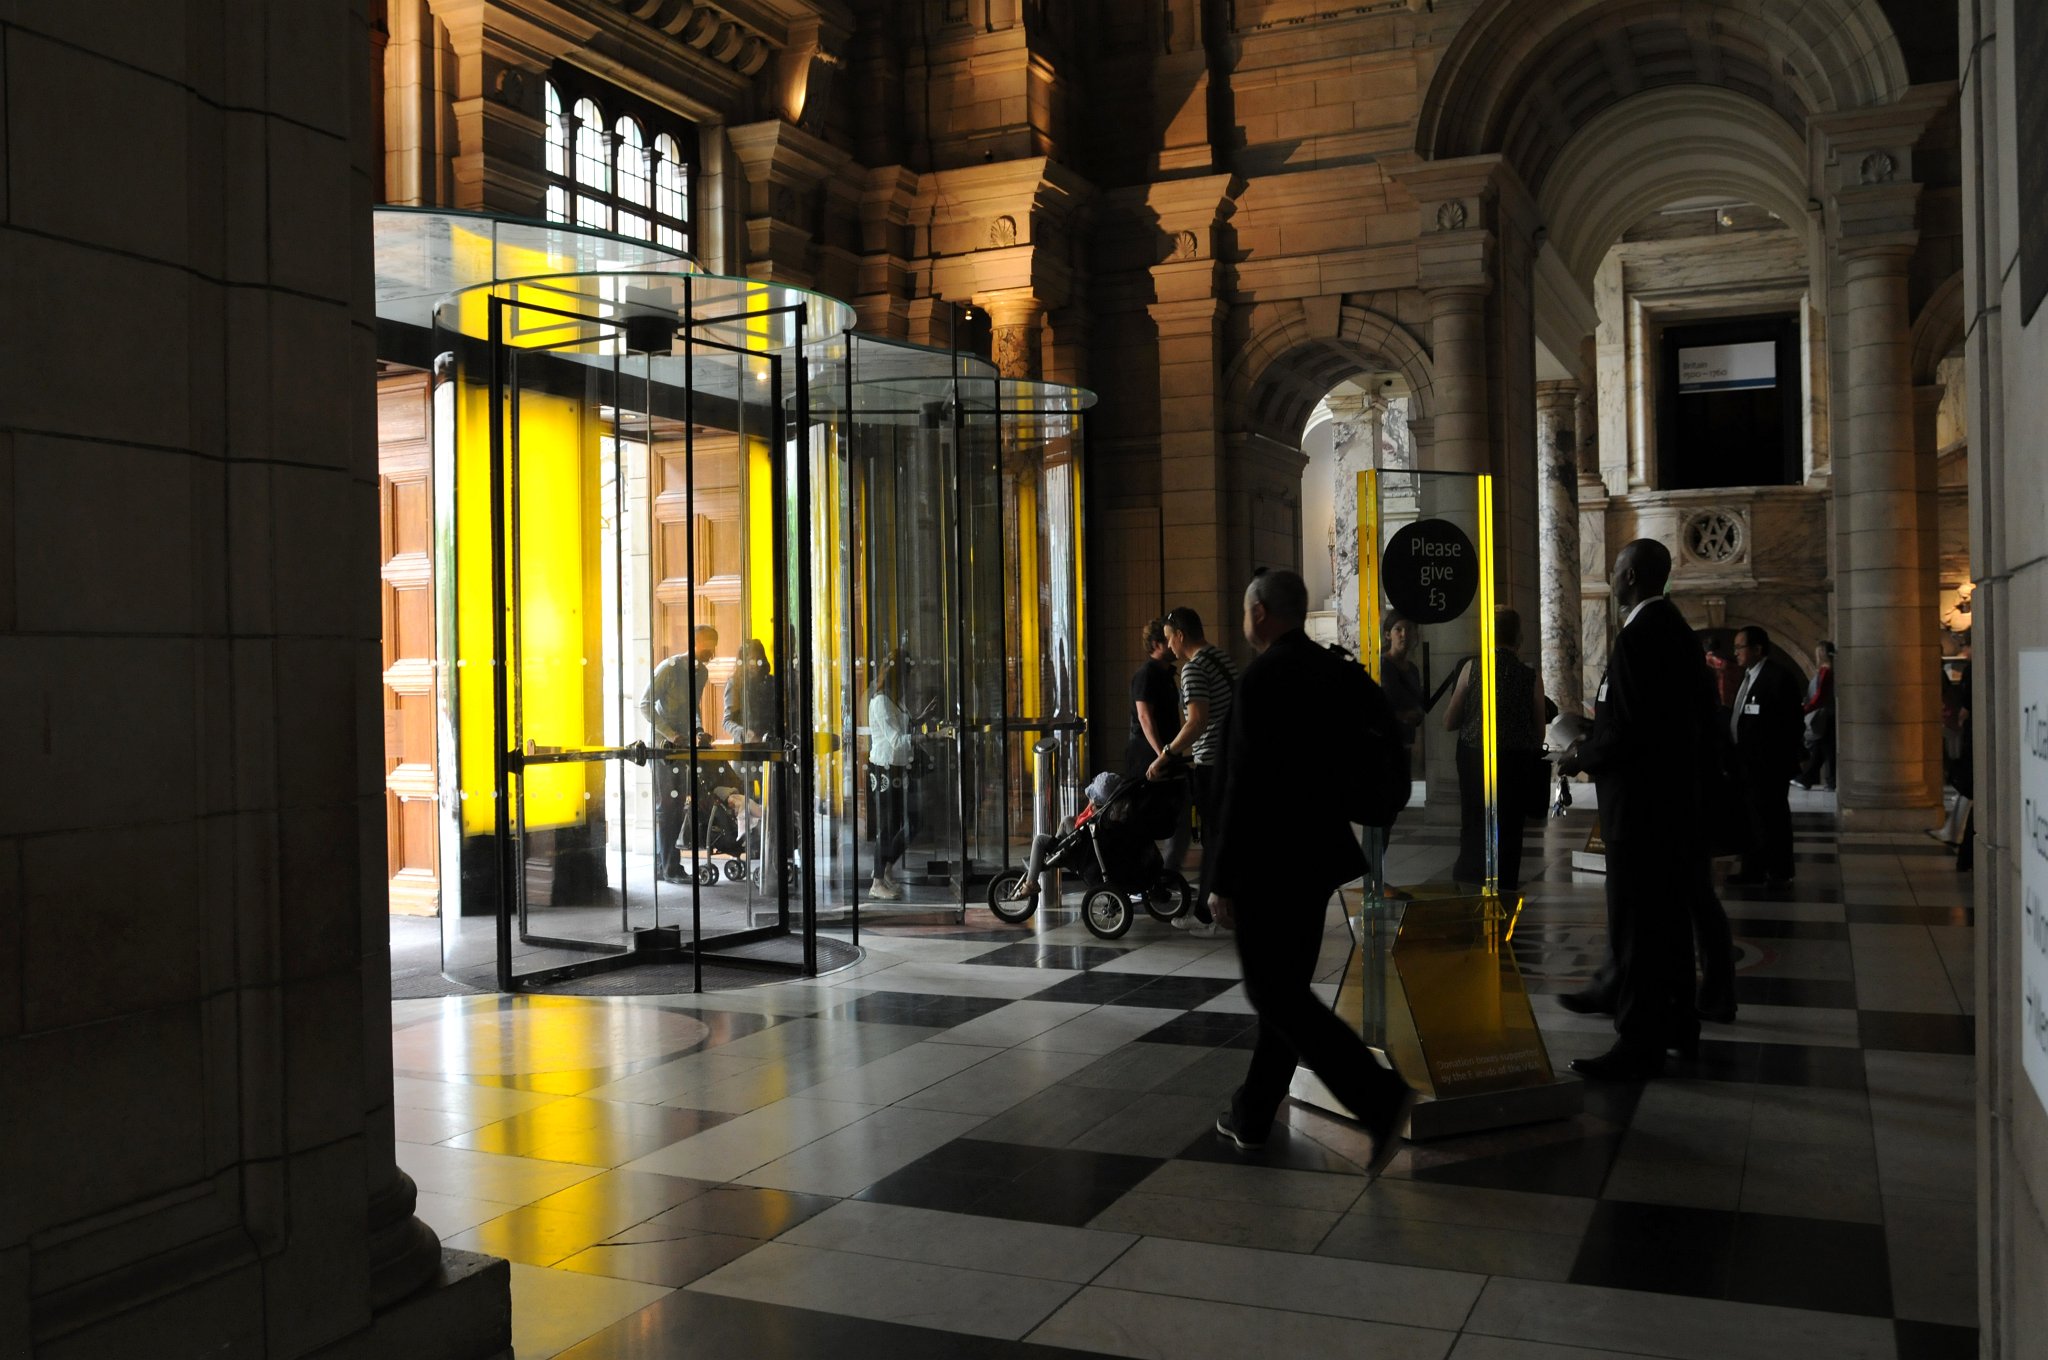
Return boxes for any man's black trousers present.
[1605,841,1700,1051]
[1741,769,1795,879]
[1230,886,1406,1137]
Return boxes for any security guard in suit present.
[1727,626,1806,885]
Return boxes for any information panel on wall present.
[1677,340,1777,393]
[2023,650,2048,1115]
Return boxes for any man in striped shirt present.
[1150,606,1240,934]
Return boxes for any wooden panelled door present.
[378,371,440,914]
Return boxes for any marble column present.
[1426,285,1490,474]
[1535,380,1582,717]
[1835,243,1943,818]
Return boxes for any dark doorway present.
[1657,315,1802,490]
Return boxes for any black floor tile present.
[1845,904,1974,926]
[1135,1011,1259,1048]
[612,1185,837,1242]
[1174,1119,1368,1175]
[856,1164,1010,1215]
[1414,1129,1626,1199]
[1028,972,1239,1008]
[1726,1211,1893,1317]
[1729,919,1851,941]
[1858,1010,1977,1055]
[827,991,1014,1026]
[1668,1040,1868,1091]
[965,942,1136,971]
[1569,1199,1737,1300]
[1718,880,1844,903]
[1734,976,1860,1009]
[1893,1319,1981,1360]
[555,1288,1124,1360]
[913,1136,1058,1178]
[972,1146,1165,1227]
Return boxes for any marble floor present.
[391,792,1979,1360]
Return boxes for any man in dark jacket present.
[1559,539,1720,1079]
[1727,625,1806,885]
[1208,569,1414,1168]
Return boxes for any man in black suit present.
[1726,625,1805,885]
[1558,539,1720,1079]
[1207,569,1414,1168]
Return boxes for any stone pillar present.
[2,1,506,1353]
[424,0,578,216]
[1535,380,1582,716]
[987,292,1046,380]
[1834,242,1943,817]
[1423,285,1491,474]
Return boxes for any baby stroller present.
[675,760,755,886]
[986,770,1194,940]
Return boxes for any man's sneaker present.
[868,878,901,901]
[1214,1112,1266,1152]
[1172,916,1223,938]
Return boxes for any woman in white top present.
[866,654,929,901]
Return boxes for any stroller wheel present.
[987,869,1038,924]
[1144,871,1194,923]
[722,860,747,882]
[1082,887,1133,941]
[695,862,720,887]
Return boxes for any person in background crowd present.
[866,653,935,902]
[1727,626,1805,886]
[1558,539,1721,1080]
[641,623,722,884]
[724,637,778,743]
[1207,568,1414,1164]
[1934,650,1974,870]
[1150,606,1240,935]
[1128,617,1192,875]
[1374,613,1427,898]
[1795,640,1836,791]
[1443,608,1545,895]
[1703,634,1742,713]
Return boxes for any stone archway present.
[1222,297,1438,453]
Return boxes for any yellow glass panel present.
[1015,474,1040,715]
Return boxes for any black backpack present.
[1328,645,1412,828]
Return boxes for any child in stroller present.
[985,770,1195,939]
[674,760,757,886]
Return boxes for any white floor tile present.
[780,1199,1137,1283]
[1097,1235,1482,1331]
[1461,1277,1895,1360]
[689,1241,1081,1339]
[1027,1285,1455,1360]
[505,1262,670,1360]
[617,1096,878,1184]
[735,1104,986,1196]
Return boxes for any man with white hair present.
[1207,568,1415,1170]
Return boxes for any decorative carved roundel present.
[1859,150,1897,185]
[1683,509,1745,565]
[1435,200,1468,231]
[989,215,1018,248]
[1172,229,1199,261]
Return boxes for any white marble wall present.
[1536,382,1582,712]
[1326,397,1413,656]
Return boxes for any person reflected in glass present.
[866,653,936,902]
[725,638,778,744]
[1373,613,1427,900]
[641,622,720,885]
[1443,608,1545,894]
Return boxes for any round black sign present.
[1380,518,1480,624]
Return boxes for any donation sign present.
[1381,518,1480,625]
[2023,650,2048,1114]
[1678,340,1776,393]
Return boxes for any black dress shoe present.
[1570,1046,1666,1082]
[1667,1031,1701,1061]
[1558,990,1615,1016]
[1362,1082,1416,1178]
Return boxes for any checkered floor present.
[391,791,1978,1360]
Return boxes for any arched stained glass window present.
[540,74,695,255]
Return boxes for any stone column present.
[1834,242,1943,817]
[1535,380,1582,716]
[1423,285,1491,474]
[987,292,1046,380]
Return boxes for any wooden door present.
[378,371,440,914]
[651,426,745,727]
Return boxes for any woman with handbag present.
[866,653,934,901]
[1443,608,1547,894]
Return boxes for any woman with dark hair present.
[865,653,934,901]
[1444,607,1546,893]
